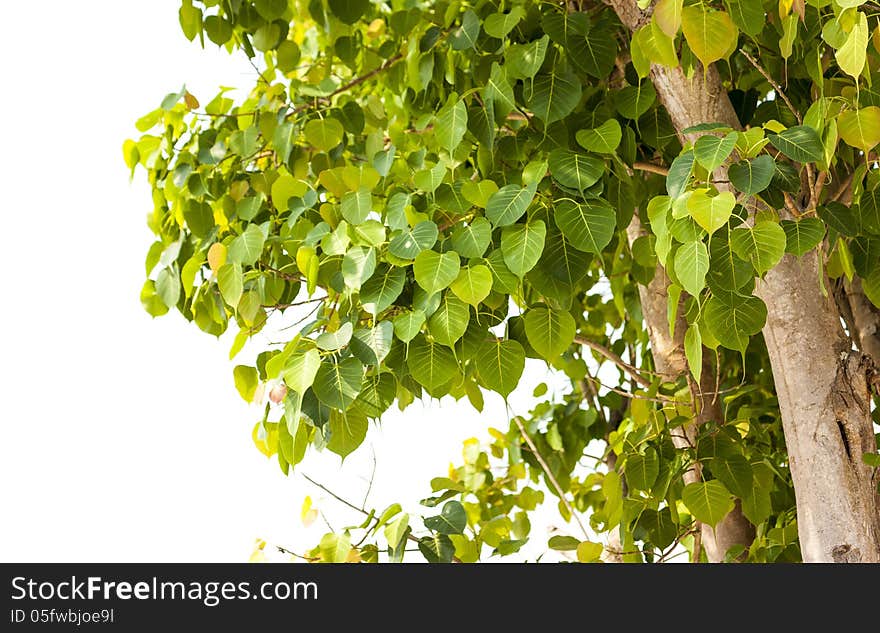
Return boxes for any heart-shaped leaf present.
[687,189,735,234]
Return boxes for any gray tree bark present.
[608,0,880,562]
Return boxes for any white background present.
[0,0,581,562]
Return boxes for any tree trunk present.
[608,0,880,562]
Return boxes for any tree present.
[127,0,880,563]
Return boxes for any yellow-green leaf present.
[681,6,738,67]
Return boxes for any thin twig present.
[741,50,801,124]
[691,522,703,563]
[302,473,462,562]
[512,417,591,541]
[633,161,669,176]
[574,335,652,388]
[286,54,404,119]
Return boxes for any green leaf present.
[836,11,869,80]
[486,183,537,226]
[548,150,605,192]
[312,357,364,410]
[428,294,470,347]
[282,349,321,394]
[424,500,467,535]
[576,541,604,563]
[728,155,775,195]
[340,188,372,225]
[857,189,880,235]
[682,480,735,527]
[680,6,738,67]
[233,365,258,402]
[450,265,493,306]
[838,106,880,151]
[654,0,683,37]
[418,534,455,563]
[818,201,860,237]
[451,217,492,257]
[407,335,458,393]
[614,82,656,119]
[155,268,181,309]
[414,163,446,193]
[183,200,214,238]
[707,231,754,292]
[673,239,710,297]
[767,125,824,163]
[506,35,549,80]
[625,448,660,491]
[864,267,880,308]
[318,531,351,563]
[684,324,703,382]
[341,246,376,289]
[327,408,367,460]
[217,263,243,306]
[304,118,344,152]
[384,514,409,549]
[179,0,202,41]
[548,535,580,551]
[582,25,617,78]
[576,119,622,154]
[666,151,694,198]
[523,305,576,360]
[740,485,772,526]
[315,322,353,351]
[709,454,753,497]
[475,339,525,397]
[483,62,516,118]
[461,181,499,209]
[392,310,425,343]
[554,198,616,254]
[435,98,468,150]
[781,218,825,256]
[360,264,405,315]
[388,221,438,259]
[694,132,737,172]
[228,224,266,266]
[723,0,763,37]
[730,221,787,275]
[501,219,546,277]
[449,10,480,51]
[704,294,767,352]
[525,69,582,124]
[484,8,525,39]
[413,250,461,295]
[687,189,735,235]
[327,0,368,24]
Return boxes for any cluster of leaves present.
[129,0,880,561]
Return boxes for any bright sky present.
[0,0,585,562]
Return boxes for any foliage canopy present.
[129,0,880,563]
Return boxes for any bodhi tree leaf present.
[767,125,824,163]
[406,335,458,393]
[327,408,368,459]
[728,155,775,195]
[413,250,461,295]
[673,239,710,297]
[693,132,737,172]
[450,265,493,306]
[435,97,468,151]
[486,183,537,226]
[501,219,546,277]
[312,357,364,410]
[687,190,735,235]
[625,448,659,491]
[554,199,616,254]
[523,305,576,360]
[781,218,825,256]
[304,118,344,152]
[427,294,470,347]
[450,217,491,257]
[548,150,605,191]
[388,221,438,259]
[475,339,525,397]
[682,480,735,527]
[424,500,467,535]
[704,294,768,352]
[681,6,738,67]
[838,107,880,151]
[576,119,622,154]
[730,221,787,275]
